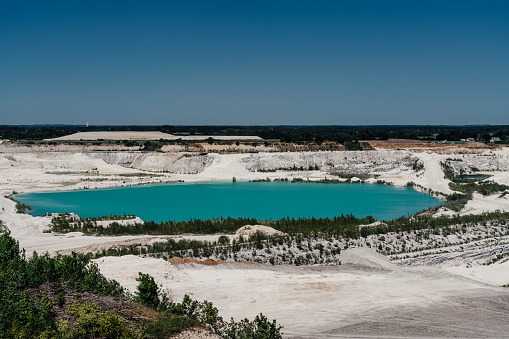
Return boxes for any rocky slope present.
[241,150,418,174]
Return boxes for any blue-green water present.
[17,182,442,222]
[454,174,492,180]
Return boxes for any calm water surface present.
[17,181,441,222]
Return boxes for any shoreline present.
[1,148,509,264]
[2,147,509,336]
[2,148,509,225]
[13,178,443,224]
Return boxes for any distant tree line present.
[2,125,509,144]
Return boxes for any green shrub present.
[167,294,200,318]
[142,315,199,339]
[218,235,230,245]
[219,313,283,339]
[440,161,455,180]
[5,293,55,338]
[41,301,139,339]
[1,232,283,338]
[0,232,125,338]
[412,161,424,172]
[136,272,160,308]
[449,180,509,196]
[57,292,65,308]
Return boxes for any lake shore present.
[2,145,509,337]
[2,147,509,255]
[17,181,441,222]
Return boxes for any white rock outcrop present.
[240,150,418,174]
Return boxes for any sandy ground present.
[461,192,509,215]
[367,139,494,151]
[443,260,509,286]
[373,151,455,194]
[94,249,509,338]
[2,145,509,336]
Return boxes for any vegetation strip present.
[2,125,508,144]
[49,211,509,266]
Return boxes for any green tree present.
[218,235,230,245]
[136,273,160,308]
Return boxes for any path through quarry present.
[415,152,454,194]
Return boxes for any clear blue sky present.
[1,1,507,125]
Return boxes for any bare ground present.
[312,293,509,338]
[93,250,509,338]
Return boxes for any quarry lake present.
[17,181,442,222]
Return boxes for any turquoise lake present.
[17,181,442,222]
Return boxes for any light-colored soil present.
[385,138,425,144]
[168,257,259,266]
[49,131,262,141]
[339,246,396,270]
[367,139,495,152]
[94,250,509,338]
[51,131,177,140]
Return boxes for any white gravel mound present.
[433,207,457,218]
[340,247,397,271]
[235,225,286,237]
[51,131,176,141]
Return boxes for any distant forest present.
[1,125,509,144]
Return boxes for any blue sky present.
[1,1,507,125]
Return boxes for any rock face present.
[170,150,418,175]
[0,145,419,175]
[240,150,418,174]
[446,153,509,174]
[446,159,476,176]
[0,149,214,173]
[5,145,508,177]
[91,152,214,173]
[0,143,140,153]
